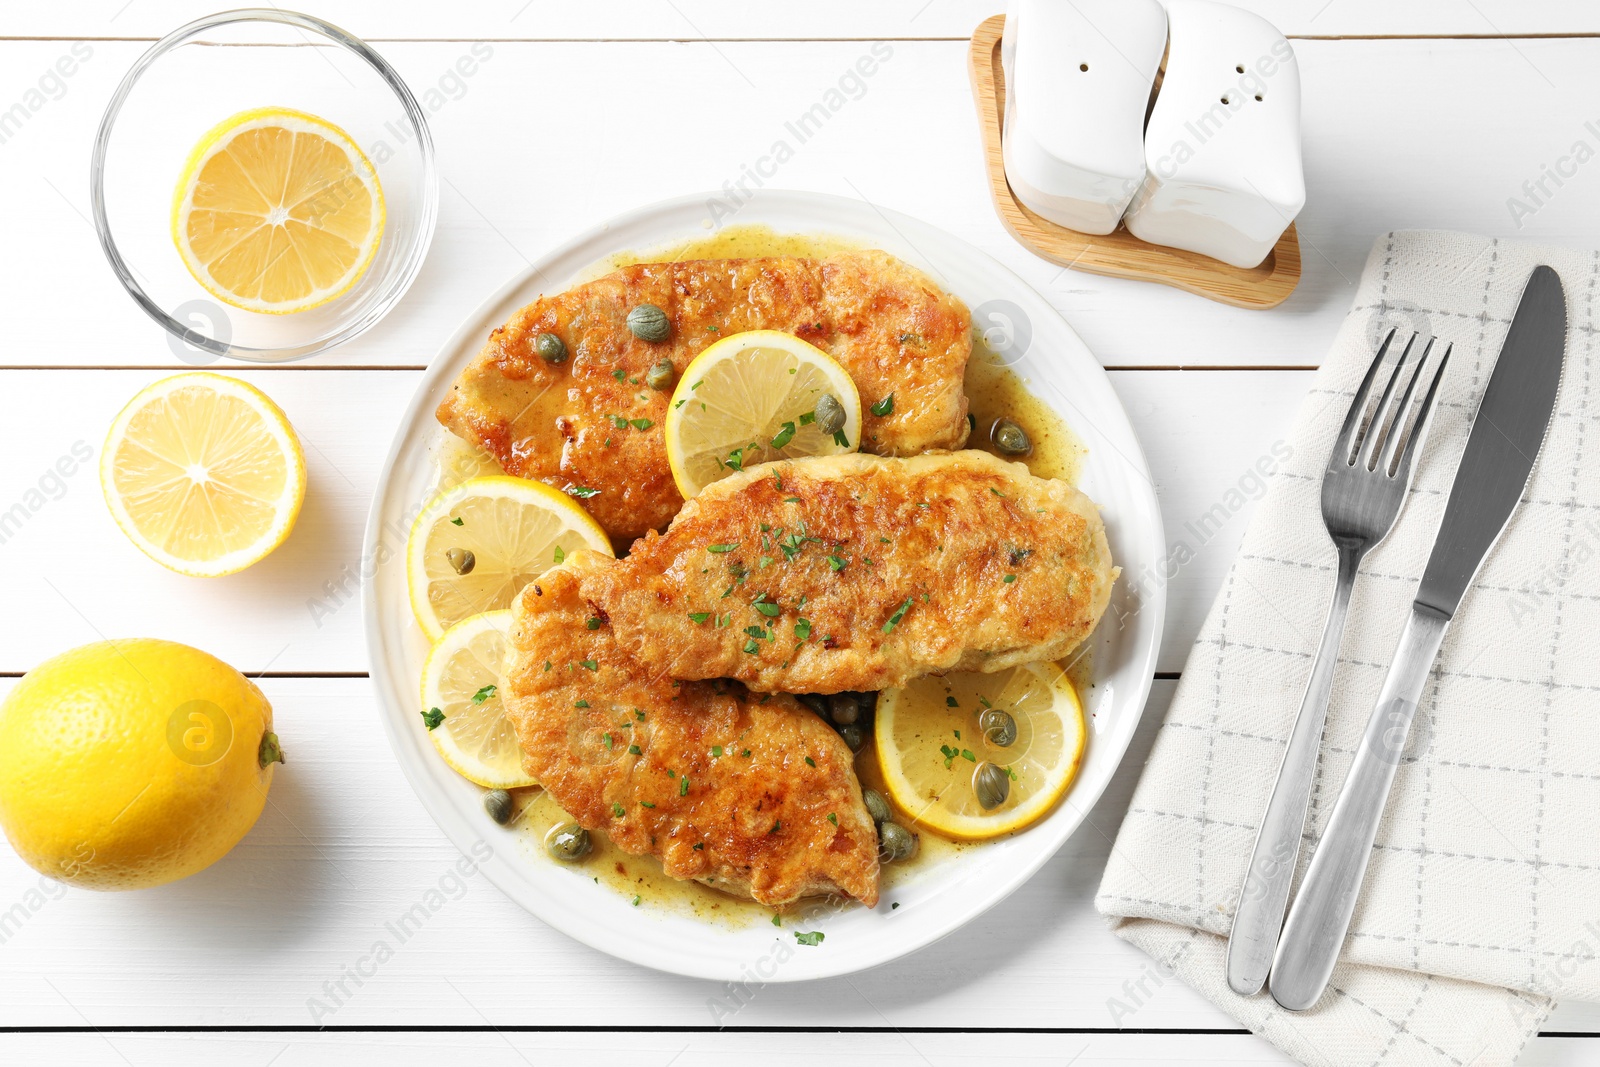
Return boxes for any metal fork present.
[1224,329,1450,996]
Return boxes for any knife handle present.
[1268,605,1450,1011]
[1226,542,1361,996]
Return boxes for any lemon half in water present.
[172,106,384,314]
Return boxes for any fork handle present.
[1269,605,1450,1010]
[1225,541,1362,996]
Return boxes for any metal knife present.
[1267,264,1568,1011]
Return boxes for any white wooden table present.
[5,3,1600,1063]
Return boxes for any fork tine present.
[1389,343,1451,482]
[1333,329,1398,467]
[1376,336,1434,475]
[1356,332,1421,470]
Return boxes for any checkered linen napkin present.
[1097,230,1600,1067]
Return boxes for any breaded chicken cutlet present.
[575,450,1116,694]
[437,251,972,543]
[503,552,881,907]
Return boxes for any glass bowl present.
[91,9,437,363]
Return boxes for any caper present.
[878,820,918,863]
[484,789,514,825]
[645,358,676,390]
[544,821,592,862]
[627,303,671,342]
[839,723,864,752]
[978,707,1017,748]
[798,693,829,718]
[446,547,476,576]
[535,331,567,364]
[814,393,846,436]
[829,693,860,726]
[862,788,892,826]
[992,418,1032,456]
[973,761,1011,810]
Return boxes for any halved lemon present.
[172,106,384,314]
[419,610,534,789]
[407,475,612,641]
[101,373,306,577]
[664,330,861,498]
[875,661,1087,840]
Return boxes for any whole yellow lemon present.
[0,640,284,890]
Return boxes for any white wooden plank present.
[0,368,1305,674]
[2,677,1595,1042]
[6,37,1600,371]
[6,1031,1598,1067]
[6,0,1600,41]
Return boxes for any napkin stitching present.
[1528,252,1595,987]
[1197,572,1241,916]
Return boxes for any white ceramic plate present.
[364,190,1165,982]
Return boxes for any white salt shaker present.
[1001,0,1168,235]
[1123,0,1305,268]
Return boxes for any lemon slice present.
[664,329,861,498]
[407,475,613,641]
[172,106,384,314]
[419,610,534,789]
[101,373,306,577]
[875,662,1087,840]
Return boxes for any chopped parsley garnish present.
[798,411,816,426]
[754,601,781,617]
[770,421,796,450]
[579,659,599,671]
[990,487,1005,497]
[575,699,589,708]
[566,486,600,499]
[611,368,626,382]
[611,415,629,430]
[628,744,642,755]
[772,913,782,927]
[741,748,752,758]
[804,756,816,767]
[471,684,497,705]
[631,418,653,431]
[640,800,654,807]
[827,812,838,825]
[586,616,602,630]
[711,745,724,757]
[784,496,801,503]
[832,429,850,447]
[692,842,704,850]
[870,393,895,416]
[631,895,641,906]
[634,709,646,721]
[743,639,760,654]
[961,749,976,762]
[794,931,824,947]
[940,743,957,769]
[421,707,444,730]
[744,625,769,640]
[882,597,913,634]
[449,517,464,526]
[769,819,781,834]
[794,618,812,641]
[679,777,690,796]
[687,611,711,624]
[603,733,613,750]
[827,554,847,572]
[1002,574,1017,583]
[553,544,565,564]
[612,802,625,818]
[708,543,739,553]
[946,696,959,708]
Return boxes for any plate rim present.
[362,188,1166,982]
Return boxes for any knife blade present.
[1268,264,1568,1011]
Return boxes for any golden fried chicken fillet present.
[436,251,971,543]
[503,551,880,907]
[578,450,1115,694]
